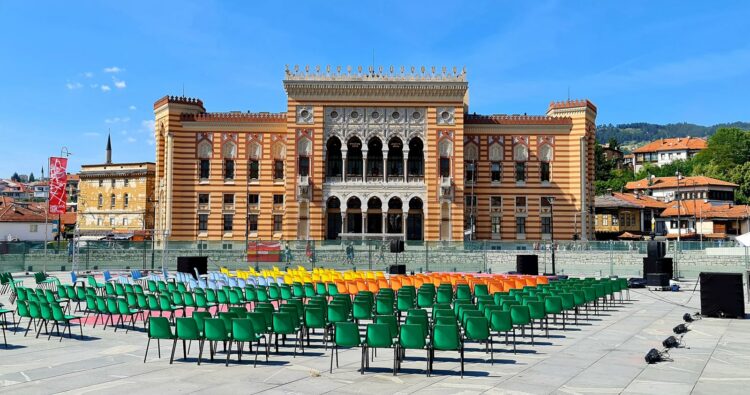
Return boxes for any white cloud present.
[129,105,136,111]
[100,85,111,92]
[113,78,126,89]
[141,120,155,133]
[66,82,83,90]
[127,137,137,143]
[103,66,123,73]
[83,72,93,78]
[105,117,130,124]
[83,132,100,137]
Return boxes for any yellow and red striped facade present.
[153,66,596,243]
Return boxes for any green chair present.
[116,298,142,333]
[527,301,548,338]
[158,294,179,323]
[144,317,175,362]
[88,276,105,293]
[474,284,489,299]
[456,284,472,301]
[375,315,399,341]
[465,316,493,364]
[489,310,514,353]
[417,291,435,309]
[560,292,576,327]
[510,305,533,347]
[436,287,453,304]
[272,312,303,356]
[192,310,212,336]
[361,323,396,375]
[582,287,597,315]
[229,318,267,366]
[352,299,373,323]
[375,296,394,316]
[405,315,429,339]
[195,292,217,313]
[544,296,563,331]
[330,321,361,373]
[396,324,430,376]
[203,318,231,365]
[571,290,588,321]
[170,317,203,365]
[304,307,327,348]
[396,292,414,315]
[327,283,339,297]
[430,324,464,377]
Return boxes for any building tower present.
[106,133,112,164]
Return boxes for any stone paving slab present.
[1,276,749,394]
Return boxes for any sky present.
[1,1,749,178]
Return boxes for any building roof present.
[180,112,286,123]
[465,113,572,125]
[0,196,48,223]
[595,192,667,209]
[632,137,707,154]
[660,200,750,219]
[547,99,598,113]
[625,176,737,191]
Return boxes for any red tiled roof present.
[632,137,707,153]
[660,200,750,219]
[0,196,48,223]
[611,192,668,209]
[181,112,286,123]
[625,176,737,191]
[547,99,597,113]
[465,114,572,125]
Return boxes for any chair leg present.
[460,346,464,378]
[530,323,534,346]
[169,338,178,364]
[512,328,516,354]
[330,345,335,373]
[393,346,397,376]
[144,338,150,362]
[490,335,494,365]
[226,339,232,366]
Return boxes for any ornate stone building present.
[78,135,156,238]
[153,65,596,243]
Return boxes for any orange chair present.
[390,276,402,291]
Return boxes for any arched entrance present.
[346,137,363,181]
[407,197,424,241]
[326,196,341,240]
[387,197,403,234]
[387,137,403,181]
[366,138,383,181]
[326,137,342,181]
[407,137,424,181]
[367,197,382,234]
[346,197,362,233]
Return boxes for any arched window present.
[464,143,478,183]
[222,141,236,180]
[197,140,212,159]
[438,139,453,177]
[514,144,528,182]
[272,142,286,180]
[97,194,103,207]
[387,137,403,179]
[347,137,363,179]
[298,137,312,177]
[197,139,212,180]
[110,193,116,208]
[539,144,553,182]
[326,137,342,179]
[407,138,424,178]
[123,193,129,208]
[367,138,383,179]
[248,141,261,181]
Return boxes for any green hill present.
[596,122,750,151]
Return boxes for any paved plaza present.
[1,275,749,395]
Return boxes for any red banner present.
[48,157,68,215]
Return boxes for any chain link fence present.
[1,239,748,279]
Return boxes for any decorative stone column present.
[403,149,409,181]
[362,150,368,181]
[383,150,388,183]
[382,212,388,235]
[403,213,408,240]
[362,212,367,234]
[341,149,347,182]
[341,212,346,234]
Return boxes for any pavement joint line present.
[689,318,726,394]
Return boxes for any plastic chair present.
[361,323,396,375]
[203,318,231,365]
[144,317,175,362]
[397,324,430,376]
[465,316,493,364]
[330,322,361,373]
[229,318,267,367]
[170,317,203,365]
[430,324,464,377]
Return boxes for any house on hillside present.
[0,196,54,241]
[660,199,750,240]
[631,137,706,172]
[594,192,667,240]
[625,176,736,203]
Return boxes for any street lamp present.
[548,196,556,275]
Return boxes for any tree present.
[694,127,750,174]
[728,162,750,204]
[10,172,19,182]
[28,172,35,182]
[607,137,619,150]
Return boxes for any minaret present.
[106,133,112,164]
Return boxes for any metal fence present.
[1,239,748,279]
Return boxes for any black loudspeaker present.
[700,272,745,318]
[647,241,666,259]
[643,257,673,278]
[388,264,406,275]
[516,255,539,275]
[389,239,404,253]
[646,273,670,287]
[177,257,208,279]
[645,348,662,364]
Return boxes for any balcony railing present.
[222,203,235,211]
[198,203,210,211]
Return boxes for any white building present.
[625,176,736,203]
[631,137,706,173]
[0,197,54,242]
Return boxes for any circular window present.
[300,109,309,118]
[330,110,338,119]
[351,111,359,119]
[392,111,400,119]
[441,111,450,120]
[371,111,379,119]
[412,111,421,120]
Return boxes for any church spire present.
[106,133,112,164]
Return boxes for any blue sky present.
[1,1,749,177]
